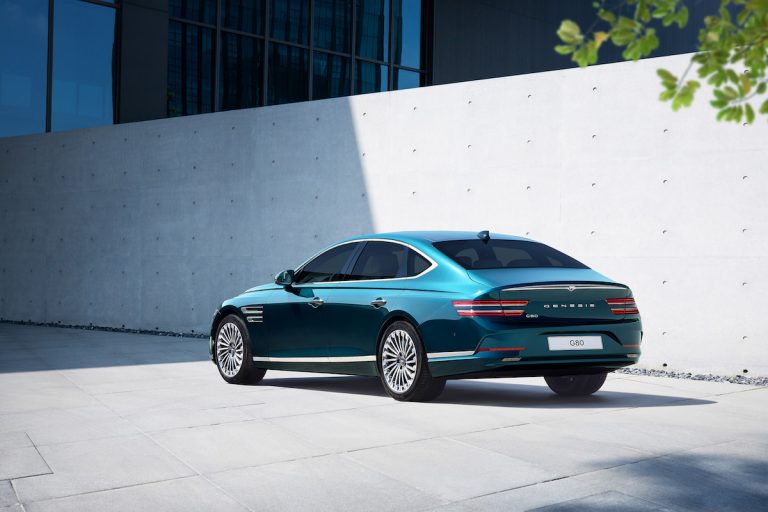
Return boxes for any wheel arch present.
[376,311,422,353]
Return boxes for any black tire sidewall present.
[545,372,607,396]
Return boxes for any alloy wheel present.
[381,329,418,393]
[217,322,244,377]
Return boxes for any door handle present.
[308,297,325,308]
[370,297,387,308]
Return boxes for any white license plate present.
[547,336,603,351]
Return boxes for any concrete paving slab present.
[210,454,444,512]
[346,437,557,502]
[455,423,654,477]
[13,434,195,502]
[527,490,669,511]
[24,477,249,512]
[0,480,19,508]
[151,420,327,474]
[1,325,766,512]
[0,433,50,481]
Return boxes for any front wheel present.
[377,321,445,402]
[544,373,607,396]
[215,315,266,384]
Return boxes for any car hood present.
[467,267,618,288]
[243,283,274,294]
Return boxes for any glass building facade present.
[0,0,724,138]
[167,0,432,116]
[0,0,118,138]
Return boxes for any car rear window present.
[433,239,588,270]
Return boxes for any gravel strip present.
[0,319,207,339]
[617,367,768,386]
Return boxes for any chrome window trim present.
[291,238,438,286]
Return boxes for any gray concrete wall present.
[1,53,766,376]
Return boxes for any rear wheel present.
[377,321,445,402]
[215,314,266,384]
[544,373,607,396]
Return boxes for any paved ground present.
[0,324,765,512]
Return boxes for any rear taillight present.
[606,298,639,315]
[452,300,528,317]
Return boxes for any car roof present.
[342,231,534,244]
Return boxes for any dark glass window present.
[270,0,310,45]
[393,68,420,90]
[268,43,308,104]
[168,21,215,116]
[434,240,589,270]
[314,0,351,53]
[295,243,358,284]
[51,0,117,132]
[222,0,265,35]
[355,60,387,94]
[356,0,389,62]
[170,0,217,24]
[0,0,48,137]
[392,0,421,69]
[220,33,264,110]
[347,241,430,280]
[313,53,350,100]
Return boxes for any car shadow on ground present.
[257,375,716,408]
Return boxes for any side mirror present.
[274,269,295,287]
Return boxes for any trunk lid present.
[468,268,633,322]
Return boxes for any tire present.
[214,314,266,384]
[544,372,607,396]
[377,321,445,402]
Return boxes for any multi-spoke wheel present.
[214,315,266,384]
[377,321,445,402]
[544,373,607,396]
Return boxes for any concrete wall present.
[1,53,766,376]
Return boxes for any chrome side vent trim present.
[241,305,263,323]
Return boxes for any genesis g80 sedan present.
[210,231,642,401]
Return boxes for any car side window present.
[347,241,431,281]
[294,243,359,284]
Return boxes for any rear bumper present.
[427,321,641,378]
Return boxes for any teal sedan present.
[210,231,642,401]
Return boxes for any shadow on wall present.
[0,97,374,333]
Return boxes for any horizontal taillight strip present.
[452,300,528,307]
[477,347,526,352]
[611,308,639,315]
[457,310,525,317]
[606,298,636,305]
[453,299,528,318]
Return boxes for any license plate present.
[547,336,603,351]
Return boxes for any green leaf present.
[745,103,755,124]
[757,82,767,95]
[657,68,677,82]
[676,6,689,28]
[557,20,583,44]
[760,99,768,115]
[660,90,676,101]
[598,9,616,24]
[717,108,729,121]
[554,44,575,55]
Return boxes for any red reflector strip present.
[611,308,640,315]
[606,298,636,305]
[477,347,526,352]
[623,344,641,348]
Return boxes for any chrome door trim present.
[252,355,376,363]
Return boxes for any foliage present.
[555,0,768,123]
